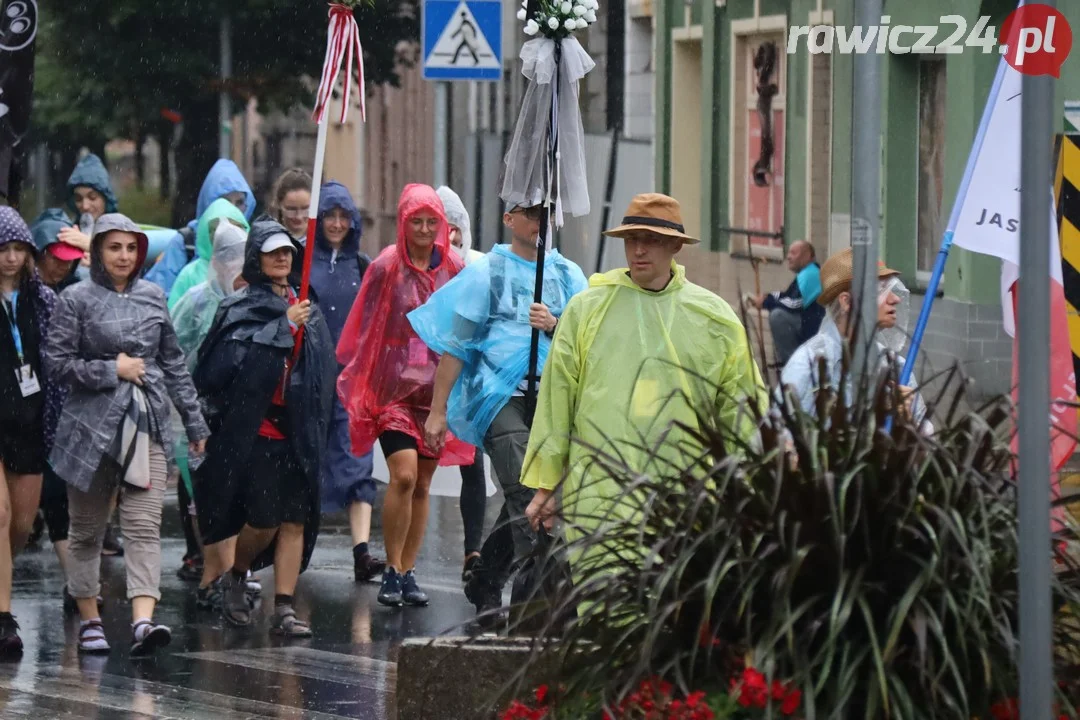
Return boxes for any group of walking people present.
[0,150,932,659]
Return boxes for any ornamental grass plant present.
[500,342,1080,719]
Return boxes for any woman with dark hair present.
[266,168,313,243]
[46,213,209,655]
[336,184,473,608]
[193,220,335,637]
[0,207,60,656]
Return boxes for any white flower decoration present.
[585,9,596,22]
[517,8,527,20]
[524,18,540,35]
[573,4,586,16]
[547,16,560,29]
[564,17,576,29]
[560,1,573,14]
[577,17,589,28]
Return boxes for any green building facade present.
[655,0,1080,397]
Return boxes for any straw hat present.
[817,247,900,305]
[602,193,699,244]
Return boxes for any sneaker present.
[221,572,252,626]
[0,613,22,658]
[244,573,261,609]
[354,552,387,583]
[101,525,123,557]
[62,586,104,615]
[130,620,171,656]
[401,570,429,607]
[377,568,404,607]
[196,580,223,611]
[176,556,203,582]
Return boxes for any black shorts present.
[378,430,436,460]
[0,418,46,475]
[245,436,311,529]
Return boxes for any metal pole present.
[849,0,882,381]
[218,15,232,159]
[434,82,449,187]
[1018,7,1055,715]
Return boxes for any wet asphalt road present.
[0,488,494,719]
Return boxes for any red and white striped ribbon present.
[313,3,367,124]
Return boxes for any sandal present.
[270,606,313,638]
[78,620,110,654]
[221,573,251,627]
[130,620,171,656]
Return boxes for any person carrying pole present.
[410,199,587,622]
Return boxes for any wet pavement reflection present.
[0,492,489,719]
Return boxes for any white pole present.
[309,113,330,224]
[299,112,330,301]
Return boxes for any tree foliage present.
[32,0,419,216]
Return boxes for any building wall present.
[657,0,1080,401]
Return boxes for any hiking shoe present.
[0,613,22,658]
[130,620,171,656]
[270,606,313,638]
[26,511,44,549]
[462,553,481,584]
[101,525,123,557]
[401,570,429,607]
[196,580,223,611]
[176,556,203,582]
[354,552,386,583]
[63,586,105,615]
[221,573,252,626]
[377,568,404,607]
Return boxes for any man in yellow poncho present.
[522,194,766,560]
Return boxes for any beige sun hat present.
[602,193,699,244]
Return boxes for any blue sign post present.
[422,0,503,81]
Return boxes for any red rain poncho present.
[336,184,473,464]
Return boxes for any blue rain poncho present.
[66,154,119,215]
[145,159,255,294]
[407,243,588,447]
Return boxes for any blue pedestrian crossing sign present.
[422,0,502,81]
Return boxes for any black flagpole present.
[525,5,562,416]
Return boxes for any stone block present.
[396,637,559,720]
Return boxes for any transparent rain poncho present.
[170,222,248,373]
[778,276,932,432]
[437,186,483,265]
[407,244,588,447]
[336,184,473,464]
[500,38,595,226]
[167,198,251,309]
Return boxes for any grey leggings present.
[67,443,167,601]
